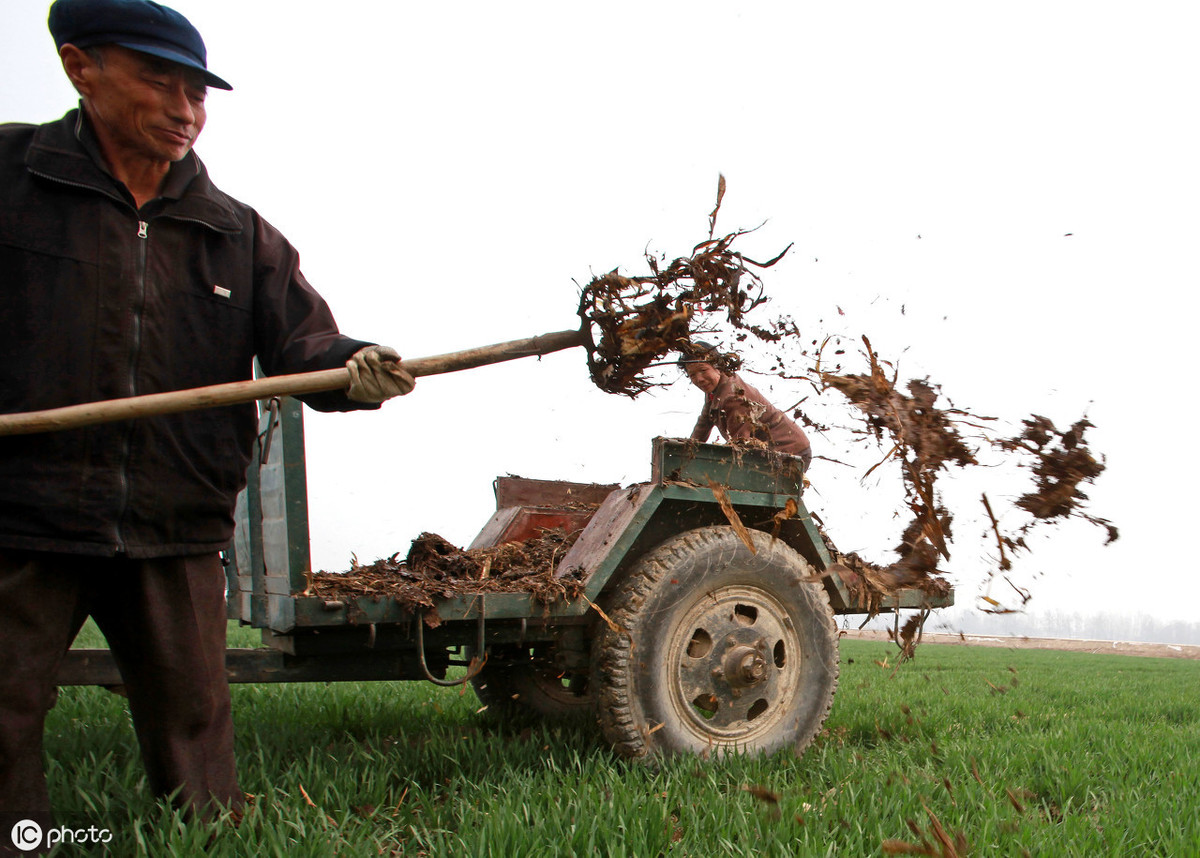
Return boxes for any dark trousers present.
[0,550,241,821]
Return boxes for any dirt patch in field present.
[842,629,1200,660]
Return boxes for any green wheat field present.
[41,623,1199,856]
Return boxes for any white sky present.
[4,1,1199,626]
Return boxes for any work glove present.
[346,345,416,403]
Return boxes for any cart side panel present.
[227,488,256,622]
[279,397,312,590]
[556,485,663,593]
[467,507,522,550]
[229,408,266,624]
[470,507,601,549]
[470,477,622,550]
[492,476,620,511]
[230,397,312,632]
[651,437,804,496]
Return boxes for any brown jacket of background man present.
[689,372,813,463]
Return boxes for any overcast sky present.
[4,1,1198,627]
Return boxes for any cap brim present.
[117,39,233,90]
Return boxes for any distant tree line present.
[920,608,1200,645]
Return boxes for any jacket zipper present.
[29,163,236,553]
[30,168,145,553]
[113,218,151,553]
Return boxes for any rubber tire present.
[594,526,839,760]
[470,645,595,722]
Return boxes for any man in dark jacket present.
[681,344,813,470]
[0,0,415,826]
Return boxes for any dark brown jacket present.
[0,109,374,558]
[690,372,812,460]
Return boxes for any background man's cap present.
[48,0,232,90]
[676,340,719,367]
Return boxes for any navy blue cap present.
[48,0,232,91]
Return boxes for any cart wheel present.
[595,525,839,759]
[470,645,595,722]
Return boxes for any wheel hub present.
[723,644,767,689]
[667,585,803,742]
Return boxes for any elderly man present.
[0,0,413,825]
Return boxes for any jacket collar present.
[25,107,242,233]
[708,372,737,404]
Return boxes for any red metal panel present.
[493,476,620,510]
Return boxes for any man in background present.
[681,342,813,470]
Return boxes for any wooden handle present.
[0,328,588,437]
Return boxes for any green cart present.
[59,397,952,760]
